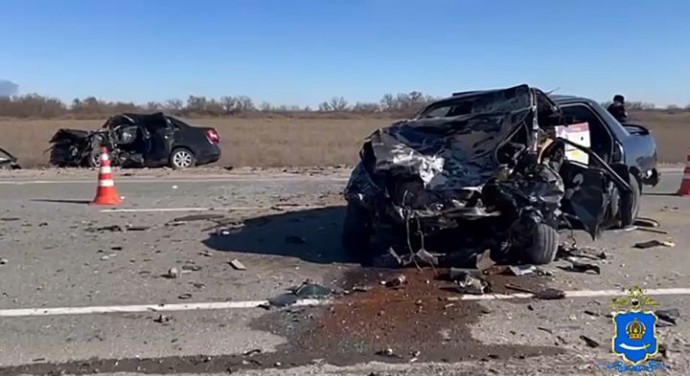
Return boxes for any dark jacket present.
[607,102,628,123]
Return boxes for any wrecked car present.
[342,84,657,267]
[48,112,221,169]
[0,147,21,169]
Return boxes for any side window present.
[143,117,171,134]
[561,104,598,125]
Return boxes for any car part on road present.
[654,308,679,326]
[343,84,638,268]
[229,259,247,270]
[47,112,221,169]
[633,239,675,249]
[559,257,601,275]
[0,147,21,169]
[579,335,600,348]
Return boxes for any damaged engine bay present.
[343,84,634,268]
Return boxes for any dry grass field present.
[1,111,687,168]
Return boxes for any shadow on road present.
[202,206,355,264]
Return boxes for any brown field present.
[1,111,688,168]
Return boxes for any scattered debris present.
[265,293,298,309]
[154,315,172,324]
[242,349,262,356]
[455,273,491,295]
[214,228,231,236]
[172,214,225,222]
[580,335,600,348]
[504,283,534,294]
[383,275,408,288]
[285,236,307,244]
[263,280,332,309]
[375,348,401,358]
[507,265,553,277]
[636,227,668,235]
[181,264,202,272]
[655,308,679,326]
[635,217,660,228]
[351,285,371,293]
[475,249,495,272]
[584,310,600,317]
[534,288,566,300]
[166,221,187,227]
[86,225,123,233]
[165,268,180,279]
[292,280,332,299]
[560,257,601,275]
[124,225,150,231]
[634,239,675,249]
[229,259,246,270]
[558,244,607,261]
[659,343,668,358]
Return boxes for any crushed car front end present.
[343,84,630,268]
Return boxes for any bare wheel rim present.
[91,153,101,168]
[173,150,193,168]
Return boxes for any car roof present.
[549,94,598,105]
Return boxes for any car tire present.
[169,148,196,169]
[341,201,372,259]
[523,223,559,265]
[620,172,641,228]
[87,148,102,168]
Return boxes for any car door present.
[142,116,175,166]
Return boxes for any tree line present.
[0,91,685,119]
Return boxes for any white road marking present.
[100,205,333,213]
[0,176,350,185]
[2,287,689,318]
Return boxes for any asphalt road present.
[0,167,688,376]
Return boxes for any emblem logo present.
[610,286,660,365]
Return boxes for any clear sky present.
[2,0,688,107]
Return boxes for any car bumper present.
[196,145,221,165]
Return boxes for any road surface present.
[0,167,688,375]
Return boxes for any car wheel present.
[170,148,196,169]
[87,148,102,168]
[620,172,641,228]
[341,201,372,259]
[523,223,559,265]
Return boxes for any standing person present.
[607,94,628,123]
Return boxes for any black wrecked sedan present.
[342,84,658,268]
[49,112,221,169]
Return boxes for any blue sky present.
[1,0,689,107]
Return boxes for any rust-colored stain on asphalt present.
[253,267,562,366]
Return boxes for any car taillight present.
[206,129,220,143]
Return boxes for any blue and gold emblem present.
[610,286,660,365]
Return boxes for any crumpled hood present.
[365,110,530,191]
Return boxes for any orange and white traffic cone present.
[678,151,690,197]
[91,147,122,206]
